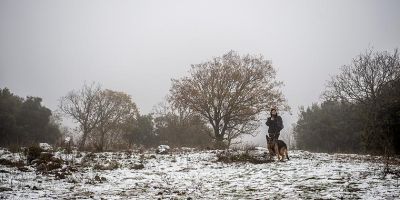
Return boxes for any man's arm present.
[265,117,271,126]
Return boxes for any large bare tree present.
[169,51,288,148]
[323,48,400,152]
[59,83,102,150]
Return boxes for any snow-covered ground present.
[0,148,399,199]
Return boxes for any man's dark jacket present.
[265,116,283,133]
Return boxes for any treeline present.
[57,83,213,151]
[0,86,212,151]
[294,49,400,154]
[0,88,61,146]
[295,101,363,153]
[116,104,213,150]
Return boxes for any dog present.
[266,135,289,161]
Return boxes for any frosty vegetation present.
[0,145,399,199]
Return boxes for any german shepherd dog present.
[266,135,289,161]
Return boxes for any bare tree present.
[324,48,400,104]
[59,83,102,150]
[93,89,139,151]
[323,48,400,152]
[169,51,289,148]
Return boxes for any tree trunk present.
[78,130,88,151]
[98,131,105,152]
[214,130,226,149]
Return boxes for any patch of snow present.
[156,145,170,154]
[39,143,53,151]
[254,146,267,151]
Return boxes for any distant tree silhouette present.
[0,88,61,146]
[124,114,157,147]
[153,101,212,148]
[294,101,363,153]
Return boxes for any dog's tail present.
[286,149,289,160]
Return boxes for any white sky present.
[1,0,399,145]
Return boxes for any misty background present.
[1,0,400,146]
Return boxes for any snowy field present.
[1,147,399,199]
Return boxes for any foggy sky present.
[1,0,400,145]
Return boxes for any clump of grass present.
[216,150,271,164]
[24,145,44,164]
[93,160,119,170]
[231,144,258,151]
[0,158,25,168]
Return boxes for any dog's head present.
[266,135,275,144]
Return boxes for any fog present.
[1,0,400,145]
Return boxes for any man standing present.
[265,108,284,140]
